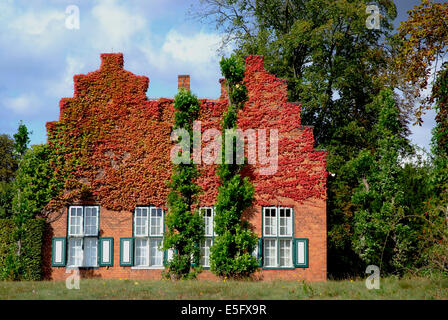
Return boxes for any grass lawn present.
[0,276,447,300]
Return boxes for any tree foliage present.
[0,134,18,183]
[210,55,258,279]
[163,88,204,280]
[13,121,31,159]
[351,89,416,273]
[396,0,448,124]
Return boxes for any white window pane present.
[150,208,163,236]
[135,208,148,236]
[135,239,148,266]
[68,238,83,267]
[200,238,212,267]
[201,208,213,236]
[279,208,292,236]
[84,207,98,235]
[263,208,277,236]
[84,238,98,267]
[263,239,276,267]
[69,207,83,236]
[150,239,163,266]
[279,239,292,267]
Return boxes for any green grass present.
[0,276,447,300]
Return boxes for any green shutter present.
[293,238,308,268]
[52,237,66,267]
[99,237,114,267]
[257,238,263,267]
[120,237,134,266]
[163,250,168,266]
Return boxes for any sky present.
[0,0,442,151]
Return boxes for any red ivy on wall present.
[46,53,326,212]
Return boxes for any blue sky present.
[0,0,440,151]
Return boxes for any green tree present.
[3,144,60,279]
[351,89,415,273]
[13,121,31,159]
[0,134,18,182]
[163,88,204,280]
[396,0,448,275]
[210,55,258,279]
[396,0,448,124]
[0,134,17,218]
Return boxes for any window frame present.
[199,206,215,268]
[262,206,295,269]
[66,205,100,268]
[132,206,165,269]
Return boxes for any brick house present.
[42,53,327,281]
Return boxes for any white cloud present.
[8,9,65,35]
[91,0,147,51]
[49,56,86,98]
[3,94,38,115]
[162,30,222,65]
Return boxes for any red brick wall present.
[43,196,326,282]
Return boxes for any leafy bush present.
[0,218,46,281]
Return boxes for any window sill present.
[262,267,295,270]
[131,266,164,270]
[66,266,99,269]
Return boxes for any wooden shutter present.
[99,237,114,267]
[120,237,134,266]
[294,238,309,268]
[52,237,66,267]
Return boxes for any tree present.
[163,88,204,280]
[13,121,31,159]
[351,89,415,273]
[12,144,60,220]
[209,55,258,279]
[3,144,60,279]
[0,134,17,218]
[396,0,448,124]
[0,134,18,182]
[195,0,402,277]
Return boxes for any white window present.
[262,206,293,268]
[150,239,163,266]
[263,207,277,236]
[199,207,215,267]
[279,239,292,267]
[201,207,214,236]
[150,208,163,236]
[200,238,213,267]
[263,239,277,267]
[68,238,83,267]
[84,238,98,267]
[279,208,292,236]
[67,205,100,267]
[69,207,83,236]
[135,207,148,236]
[133,206,164,268]
[84,206,99,236]
[135,238,149,266]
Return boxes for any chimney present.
[178,75,190,91]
